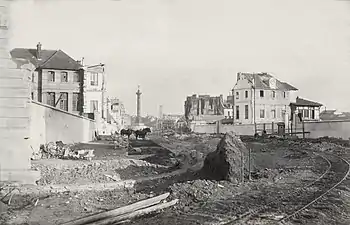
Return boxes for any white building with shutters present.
[82,63,107,120]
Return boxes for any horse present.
[134,128,151,140]
[120,129,134,139]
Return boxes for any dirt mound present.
[200,132,250,183]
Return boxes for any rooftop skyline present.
[9,0,350,116]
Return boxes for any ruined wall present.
[184,94,225,120]
[30,101,97,151]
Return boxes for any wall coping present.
[305,119,350,124]
[31,100,95,122]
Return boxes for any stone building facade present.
[10,43,85,115]
[233,72,298,125]
[83,63,106,120]
[184,94,225,120]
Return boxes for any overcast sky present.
[9,0,350,116]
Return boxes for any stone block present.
[0,107,29,118]
[0,88,30,97]
[0,98,28,108]
[0,117,30,128]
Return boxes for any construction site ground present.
[1,134,350,225]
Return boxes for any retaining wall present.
[30,101,97,151]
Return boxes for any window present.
[90,73,98,86]
[91,100,99,112]
[303,109,309,118]
[311,110,315,119]
[245,105,249,119]
[235,91,239,100]
[73,72,80,82]
[48,71,55,82]
[260,109,265,118]
[61,72,68,82]
[228,111,231,118]
[72,93,80,111]
[260,90,264,97]
[282,110,286,119]
[31,92,34,100]
[272,91,276,98]
[47,92,55,106]
[245,90,248,98]
[59,92,68,111]
[283,92,286,98]
[236,106,239,119]
[32,73,35,83]
[271,109,276,118]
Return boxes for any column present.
[0,0,40,184]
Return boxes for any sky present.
[9,0,350,116]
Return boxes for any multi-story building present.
[233,72,298,125]
[184,94,225,121]
[82,63,106,120]
[106,97,126,131]
[10,42,84,114]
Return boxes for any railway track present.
[227,151,350,225]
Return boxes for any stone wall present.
[30,101,97,153]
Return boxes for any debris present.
[89,199,179,225]
[104,174,121,182]
[61,193,171,225]
[200,132,251,183]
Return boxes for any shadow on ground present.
[129,140,176,167]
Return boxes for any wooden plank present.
[61,193,170,225]
[90,199,179,225]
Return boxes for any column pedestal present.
[0,0,40,185]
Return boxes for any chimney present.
[36,42,42,59]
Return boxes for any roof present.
[290,97,323,107]
[239,72,298,91]
[10,48,82,70]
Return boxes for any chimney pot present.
[36,42,42,59]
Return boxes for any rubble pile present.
[32,141,95,160]
[112,135,129,148]
[169,180,221,208]
[200,132,252,183]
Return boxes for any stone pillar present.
[0,0,40,184]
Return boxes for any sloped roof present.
[241,73,298,91]
[290,97,323,107]
[10,48,82,70]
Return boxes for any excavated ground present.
[1,134,350,225]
